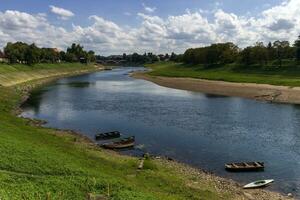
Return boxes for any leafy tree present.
[266,42,276,62]
[40,48,59,63]
[65,52,77,62]
[294,35,300,62]
[66,43,85,62]
[4,42,28,63]
[273,41,287,67]
[252,42,268,65]
[170,52,177,61]
[182,43,239,66]
[240,47,252,65]
[183,48,195,64]
[3,42,97,65]
[87,50,96,62]
[25,43,40,65]
[122,53,127,60]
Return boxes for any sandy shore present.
[132,73,300,104]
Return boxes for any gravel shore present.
[156,158,294,200]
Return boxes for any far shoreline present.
[132,72,300,105]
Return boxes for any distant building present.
[0,51,8,63]
[79,57,87,64]
[52,48,61,53]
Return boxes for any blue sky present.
[0,0,283,27]
[0,0,299,55]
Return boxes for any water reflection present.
[64,81,94,88]
[204,93,228,98]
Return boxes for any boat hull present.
[95,131,121,140]
[102,143,134,149]
[243,179,274,189]
[225,162,264,172]
[100,136,135,149]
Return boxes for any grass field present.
[0,63,238,200]
[146,61,300,87]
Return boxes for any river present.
[21,67,300,197]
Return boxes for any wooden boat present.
[225,162,264,172]
[95,131,120,140]
[101,136,135,149]
[243,179,274,189]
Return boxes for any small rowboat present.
[225,162,264,172]
[95,131,121,140]
[243,179,274,189]
[101,136,135,149]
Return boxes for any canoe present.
[225,162,264,172]
[101,136,135,149]
[243,179,274,189]
[95,131,121,140]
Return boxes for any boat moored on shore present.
[100,136,135,149]
[225,162,264,172]
[95,131,121,140]
[243,179,274,189]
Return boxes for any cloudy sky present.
[0,0,299,55]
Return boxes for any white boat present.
[243,179,274,189]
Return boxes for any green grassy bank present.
[0,63,104,87]
[146,61,300,87]
[0,63,241,200]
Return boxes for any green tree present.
[4,42,28,64]
[25,43,40,65]
[273,40,290,67]
[66,43,85,62]
[252,42,268,65]
[183,48,196,64]
[65,52,77,62]
[170,52,177,61]
[294,35,300,62]
[240,47,252,65]
[87,50,96,62]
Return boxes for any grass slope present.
[0,63,101,86]
[0,63,232,200]
[147,61,300,87]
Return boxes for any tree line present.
[3,36,300,67]
[96,53,173,65]
[2,42,96,65]
[182,36,300,67]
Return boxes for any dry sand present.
[132,73,300,104]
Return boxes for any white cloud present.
[142,3,156,13]
[1,0,300,55]
[0,10,73,49]
[49,5,74,20]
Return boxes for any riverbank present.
[0,63,104,86]
[132,73,300,104]
[135,61,300,104]
[0,63,292,199]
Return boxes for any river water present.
[21,67,300,197]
